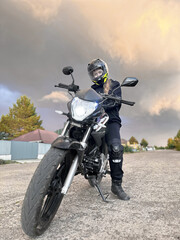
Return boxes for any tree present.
[0,96,44,139]
[167,138,175,149]
[166,130,180,151]
[129,136,139,144]
[175,130,180,138]
[0,132,11,140]
[140,138,148,148]
[55,129,63,135]
[174,130,180,151]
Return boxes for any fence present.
[0,140,51,160]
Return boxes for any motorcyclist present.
[88,58,130,201]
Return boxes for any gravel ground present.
[0,150,180,240]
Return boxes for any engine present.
[70,126,103,175]
[83,148,101,175]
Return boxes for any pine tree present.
[0,96,44,139]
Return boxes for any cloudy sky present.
[0,0,180,146]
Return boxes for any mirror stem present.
[70,73,75,84]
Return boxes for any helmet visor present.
[89,67,103,81]
[93,68,103,79]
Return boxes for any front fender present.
[52,136,72,149]
[52,136,85,151]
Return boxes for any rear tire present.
[88,175,103,187]
[21,148,73,237]
[88,144,108,187]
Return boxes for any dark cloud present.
[0,0,104,94]
[0,0,180,146]
[121,109,180,146]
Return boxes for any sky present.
[0,0,180,146]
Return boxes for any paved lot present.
[0,150,180,240]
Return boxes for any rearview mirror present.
[121,77,138,87]
[62,66,74,75]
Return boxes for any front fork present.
[61,124,91,195]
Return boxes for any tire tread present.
[21,148,66,237]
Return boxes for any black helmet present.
[87,58,109,85]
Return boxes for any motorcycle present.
[21,66,138,237]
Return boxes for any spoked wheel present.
[21,148,75,237]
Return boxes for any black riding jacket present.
[91,79,122,126]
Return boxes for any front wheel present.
[21,148,74,237]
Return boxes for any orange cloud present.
[12,0,180,68]
[41,91,70,102]
[77,0,180,68]
[150,95,180,115]
[140,77,180,115]
[12,0,62,22]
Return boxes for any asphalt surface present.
[0,150,180,240]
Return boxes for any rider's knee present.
[109,143,124,163]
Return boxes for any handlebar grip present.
[55,83,69,89]
[121,100,135,106]
[54,83,80,93]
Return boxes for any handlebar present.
[101,94,135,106]
[54,84,135,106]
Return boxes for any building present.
[0,129,59,160]
[12,129,58,144]
[121,139,128,146]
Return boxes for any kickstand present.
[94,183,109,203]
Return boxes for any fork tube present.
[60,121,70,137]
[61,126,92,195]
[61,155,79,194]
[82,126,92,142]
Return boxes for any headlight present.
[71,97,98,121]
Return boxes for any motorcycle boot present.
[111,179,130,201]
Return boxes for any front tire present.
[21,148,73,237]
